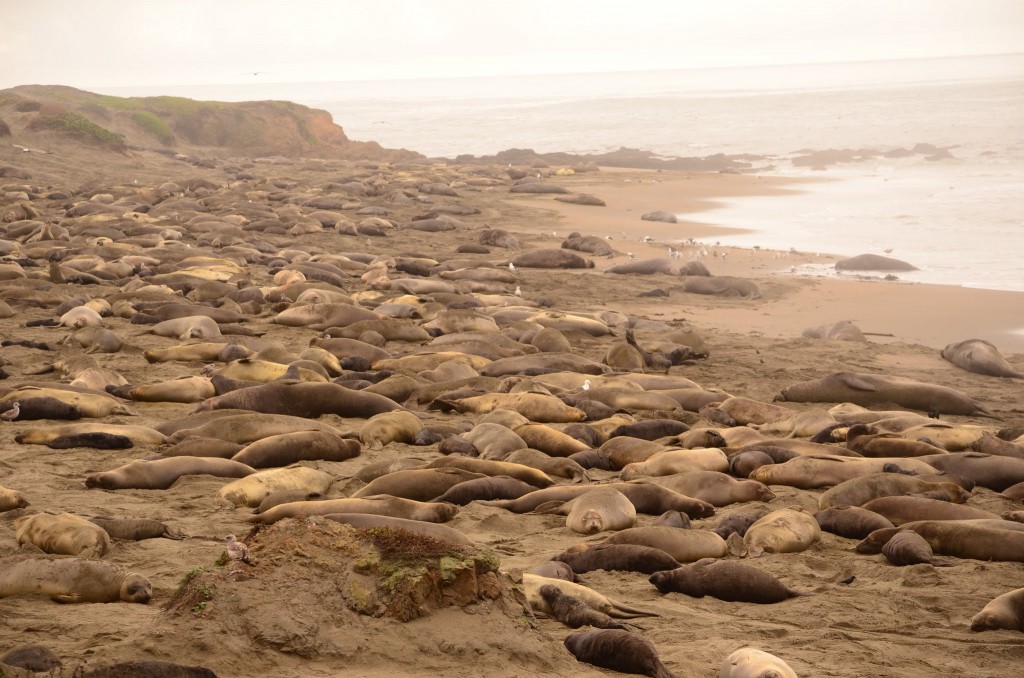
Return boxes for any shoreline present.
[508,168,1024,354]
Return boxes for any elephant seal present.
[87,518,185,541]
[541,487,637,535]
[743,509,821,557]
[430,476,538,504]
[218,467,334,507]
[554,543,679,574]
[0,556,151,603]
[111,376,216,403]
[775,371,992,417]
[440,392,586,423]
[650,558,809,604]
[857,521,1024,562]
[487,481,715,518]
[942,339,1024,378]
[230,430,360,467]
[524,574,657,618]
[713,512,767,540]
[511,248,594,269]
[321,513,473,546]
[192,381,403,418]
[0,485,28,511]
[610,419,690,441]
[353,468,485,502]
[971,588,1024,632]
[75,660,217,677]
[602,527,728,562]
[920,452,1024,492]
[85,457,256,490]
[563,630,673,678]
[802,319,867,342]
[845,424,944,457]
[526,561,578,582]
[137,315,222,340]
[15,512,111,557]
[834,253,918,271]
[251,496,457,524]
[647,471,775,507]
[538,585,631,630]
[426,456,554,487]
[15,423,165,446]
[503,448,590,483]
[1,644,62,674]
[750,455,936,489]
[814,506,895,539]
[2,386,135,418]
[161,437,244,459]
[619,448,730,478]
[164,413,343,445]
[0,396,82,421]
[360,410,423,449]
[720,647,798,678]
[681,275,762,299]
[514,423,591,457]
[818,472,971,510]
[880,530,956,566]
[859,495,999,525]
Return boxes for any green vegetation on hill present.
[29,111,126,151]
[132,110,175,144]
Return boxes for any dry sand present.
[0,147,1022,677]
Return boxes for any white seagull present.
[224,535,252,564]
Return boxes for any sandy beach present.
[1,140,1022,678]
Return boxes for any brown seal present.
[845,424,945,457]
[859,495,999,525]
[191,381,404,418]
[485,481,714,518]
[538,585,631,630]
[554,543,679,574]
[76,660,216,677]
[920,452,1024,492]
[649,557,809,603]
[250,496,458,525]
[857,521,1024,561]
[353,468,485,502]
[971,587,1024,632]
[1,644,62,674]
[87,517,185,541]
[15,512,111,557]
[502,448,590,483]
[161,436,244,459]
[880,531,956,566]
[85,457,256,490]
[231,431,360,468]
[0,556,151,603]
[775,371,992,417]
[254,490,325,514]
[563,629,673,678]
[942,339,1024,379]
[523,574,657,619]
[814,506,895,539]
[819,472,971,510]
[609,419,690,440]
[712,512,767,540]
[526,561,578,582]
[426,456,554,488]
[430,476,537,504]
[749,455,936,490]
[360,410,424,449]
[164,413,343,445]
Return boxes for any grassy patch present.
[30,111,126,151]
[164,566,216,616]
[133,110,175,144]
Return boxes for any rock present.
[641,211,678,223]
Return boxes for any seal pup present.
[719,647,798,678]
[0,485,28,511]
[970,588,1024,632]
[523,574,658,618]
[880,531,956,567]
[743,509,821,557]
[538,585,632,630]
[563,630,674,678]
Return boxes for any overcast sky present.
[1,0,1022,90]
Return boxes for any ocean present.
[98,53,1024,292]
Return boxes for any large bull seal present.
[192,381,403,418]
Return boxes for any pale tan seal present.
[425,456,554,487]
[537,487,637,535]
[971,588,1024,632]
[15,512,111,558]
[619,448,730,479]
[749,455,936,489]
[144,342,242,364]
[250,496,458,524]
[602,526,728,562]
[16,423,166,446]
[439,392,585,423]
[513,423,591,457]
[165,413,344,445]
[646,471,775,506]
[192,381,403,418]
[112,376,216,403]
[818,472,970,510]
[859,495,1000,525]
[857,520,1024,561]
[523,574,657,618]
[218,467,335,507]
[0,485,29,511]
[359,410,423,449]
[85,457,256,490]
[2,387,134,418]
[0,556,151,603]
[352,468,484,501]
[743,509,821,557]
[136,315,222,340]
[719,647,798,678]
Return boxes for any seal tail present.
[607,601,660,619]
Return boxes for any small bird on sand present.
[1,402,19,422]
[581,379,591,391]
[224,535,252,564]
[508,262,516,272]
[514,285,522,297]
